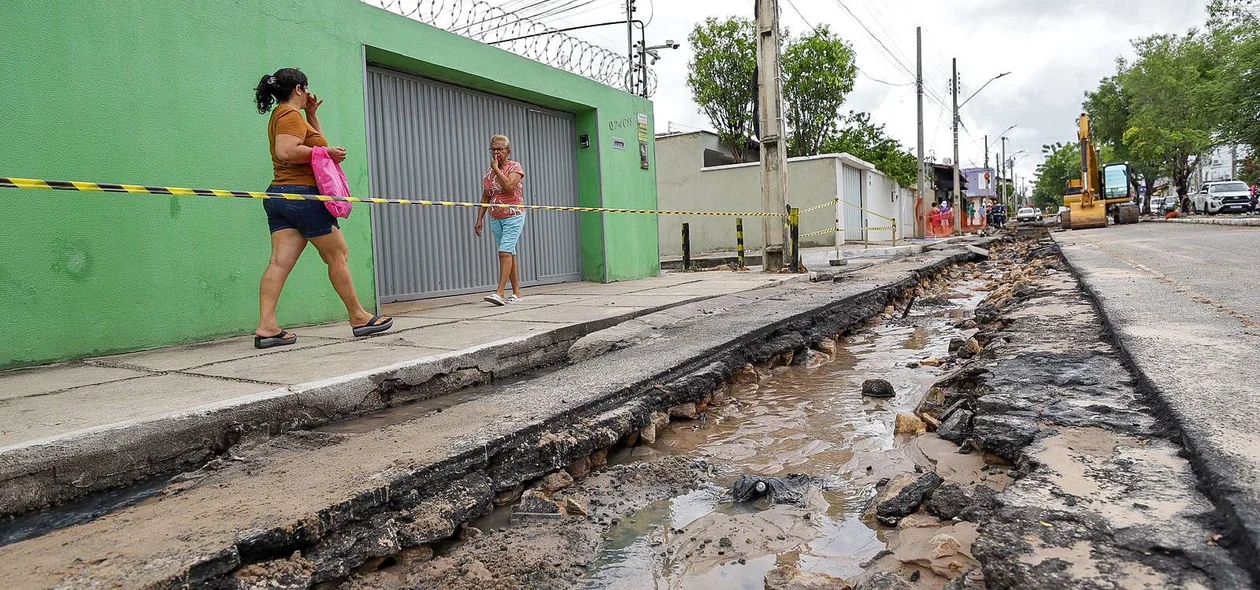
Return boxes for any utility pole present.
[756,0,787,270]
[625,0,637,94]
[952,58,961,233]
[983,134,990,194]
[1001,136,1008,207]
[916,27,926,238]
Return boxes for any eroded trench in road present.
[323,238,1252,590]
[333,257,1006,590]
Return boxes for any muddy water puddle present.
[580,281,989,589]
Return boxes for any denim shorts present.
[491,214,526,254]
[264,184,339,239]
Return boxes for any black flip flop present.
[254,330,297,349]
[352,314,393,338]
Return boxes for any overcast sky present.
[481,0,1207,185]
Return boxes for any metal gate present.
[841,165,866,242]
[365,67,582,302]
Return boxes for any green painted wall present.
[0,0,657,369]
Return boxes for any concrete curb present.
[0,277,814,518]
[1154,217,1260,227]
[1055,238,1260,580]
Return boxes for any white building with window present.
[1195,144,1251,183]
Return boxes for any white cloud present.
[487,0,1207,184]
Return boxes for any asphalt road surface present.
[1057,222,1260,568]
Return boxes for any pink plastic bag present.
[311,146,353,219]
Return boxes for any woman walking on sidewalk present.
[251,68,391,349]
[474,134,526,306]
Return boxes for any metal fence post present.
[736,217,745,269]
[892,218,898,247]
[681,223,691,271]
[789,207,800,273]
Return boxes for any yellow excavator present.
[1061,113,1139,230]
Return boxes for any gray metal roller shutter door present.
[365,67,582,302]
[842,166,866,242]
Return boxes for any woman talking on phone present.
[251,67,391,348]
[474,134,526,306]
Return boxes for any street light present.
[986,125,1017,153]
[960,71,1011,109]
[952,67,1012,234]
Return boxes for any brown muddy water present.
[569,281,991,589]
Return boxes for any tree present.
[782,26,857,157]
[1032,142,1079,210]
[823,111,918,187]
[1119,32,1216,197]
[1207,0,1260,152]
[686,17,757,162]
[1083,70,1159,214]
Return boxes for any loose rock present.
[862,379,896,398]
[567,457,590,479]
[538,471,575,493]
[668,403,699,420]
[854,572,914,590]
[563,495,590,517]
[894,413,926,435]
[928,533,963,559]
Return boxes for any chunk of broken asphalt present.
[926,483,972,520]
[876,472,943,525]
[937,409,974,444]
[972,414,1038,462]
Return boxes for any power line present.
[786,0,916,91]
[830,0,917,81]
[860,69,913,87]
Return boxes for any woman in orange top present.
[251,68,391,348]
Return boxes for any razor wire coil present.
[361,0,657,96]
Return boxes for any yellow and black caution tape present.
[799,224,897,239]
[798,197,839,215]
[0,177,785,218]
[800,227,838,239]
[840,199,895,222]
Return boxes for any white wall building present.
[655,131,917,257]
[1195,144,1251,184]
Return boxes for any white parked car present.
[1192,181,1252,214]
[1016,207,1042,223]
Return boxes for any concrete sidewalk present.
[661,241,952,270]
[0,271,800,516]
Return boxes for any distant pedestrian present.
[251,68,391,349]
[475,134,526,306]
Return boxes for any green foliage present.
[823,111,918,187]
[1239,156,1260,186]
[687,19,912,183]
[1208,0,1260,152]
[1120,32,1216,196]
[1032,142,1079,210]
[783,26,857,157]
[686,17,757,163]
